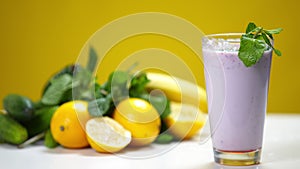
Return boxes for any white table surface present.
[1,114,299,169]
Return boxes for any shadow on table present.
[43,146,111,157]
[30,140,179,158]
[43,144,164,157]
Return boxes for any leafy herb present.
[87,47,98,73]
[155,133,174,144]
[147,93,170,119]
[108,71,131,103]
[88,70,171,119]
[41,64,78,96]
[129,72,150,97]
[72,65,95,100]
[238,22,282,67]
[44,129,58,148]
[238,36,266,67]
[41,74,73,105]
[88,94,114,117]
[88,71,130,117]
[41,47,99,105]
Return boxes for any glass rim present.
[202,33,242,51]
[202,32,273,52]
[203,33,273,43]
[203,33,243,38]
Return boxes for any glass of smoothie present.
[202,33,272,165]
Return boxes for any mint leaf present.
[44,129,59,148]
[106,71,130,93]
[155,133,174,144]
[88,94,113,117]
[108,71,131,103]
[128,72,171,119]
[261,33,273,48]
[238,36,266,67]
[87,47,98,73]
[273,48,282,56]
[238,22,282,67]
[246,22,257,33]
[264,31,274,40]
[261,33,282,56]
[129,72,150,97]
[41,74,73,105]
[265,28,283,34]
[42,64,78,96]
[149,93,171,119]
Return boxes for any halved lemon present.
[165,101,206,140]
[86,117,131,153]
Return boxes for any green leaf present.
[159,119,169,133]
[261,33,273,49]
[73,65,92,87]
[94,79,105,99]
[59,88,73,103]
[41,74,73,105]
[246,22,257,33]
[155,133,174,144]
[243,33,254,38]
[129,72,150,97]
[108,71,130,87]
[87,47,98,73]
[256,34,264,41]
[72,65,95,100]
[261,33,282,56]
[238,36,266,67]
[248,27,263,35]
[265,28,283,34]
[239,22,283,67]
[264,31,274,40]
[148,93,171,119]
[44,129,59,148]
[107,71,131,103]
[88,94,113,117]
[274,48,282,56]
[42,64,77,96]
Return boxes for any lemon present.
[113,98,161,146]
[86,117,131,153]
[50,101,91,148]
[165,101,206,140]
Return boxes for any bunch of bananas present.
[146,72,207,113]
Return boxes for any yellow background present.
[0,0,299,112]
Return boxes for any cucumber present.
[0,114,28,145]
[23,106,58,137]
[3,94,35,122]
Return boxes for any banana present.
[145,72,208,113]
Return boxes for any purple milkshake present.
[202,33,272,165]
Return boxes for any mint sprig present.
[238,22,283,67]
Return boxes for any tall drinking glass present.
[202,33,272,165]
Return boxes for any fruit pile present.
[0,48,207,153]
